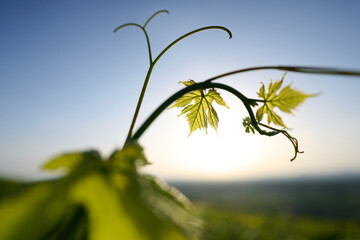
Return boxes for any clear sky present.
[1,0,360,181]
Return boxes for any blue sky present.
[1,0,360,181]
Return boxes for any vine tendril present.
[258,122,303,161]
[152,26,232,66]
[144,10,169,29]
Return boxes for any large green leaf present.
[256,74,315,128]
[0,142,202,240]
[170,80,229,135]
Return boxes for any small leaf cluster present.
[242,117,255,134]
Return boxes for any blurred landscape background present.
[173,175,360,239]
[2,174,359,239]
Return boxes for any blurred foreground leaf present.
[0,142,202,240]
[0,181,69,240]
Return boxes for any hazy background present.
[1,0,360,181]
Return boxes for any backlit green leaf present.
[256,74,315,128]
[170,80,229,135]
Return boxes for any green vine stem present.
[115,11,232,144]
[131,81,277,141]
[132,66,360,141]
[204,65,360,83]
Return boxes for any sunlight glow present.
[179,127,257,174]
[142,100,278,180]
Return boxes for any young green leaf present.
[170,80,229,135]
[256,74,315,128]
[242,117,255,134]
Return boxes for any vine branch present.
[131,81,277,141]
[204,66,360,83]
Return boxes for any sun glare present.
[180,130,256,173]
[142,104,272,180]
